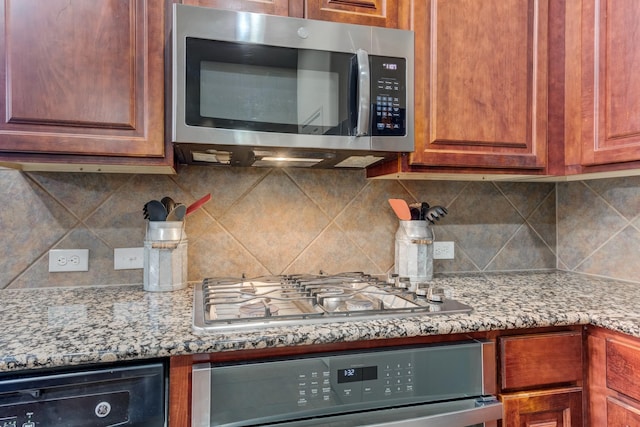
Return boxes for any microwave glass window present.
[185,38,356,136]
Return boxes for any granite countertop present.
[1,271,639,372]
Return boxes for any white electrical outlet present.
[48,249,89,272]
[433,241,455,259]
[114,247,144,270]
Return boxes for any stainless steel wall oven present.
[192,341,502,426]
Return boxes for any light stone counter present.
[1,271,638,372]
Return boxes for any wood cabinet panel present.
[305,0,407,28]
[607,396,640,427]
[183,0,302,17]
[587,326,640,426]
[501,331,583,391]
[0,0,170,167]
[411,0,547,170]
[606,337,640,402]
[501,387,583,427]
[580,0,640,166]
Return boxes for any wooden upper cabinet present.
[411,0,548,170]
[579,0,640,167]
[0,0,171,170]
[305,0,407,28]
[185,0,406,28]
[183,0,302,17]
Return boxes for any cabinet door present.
[305,0,408,28]
[411,0,548,170]
[501,387,583,427]
[0,0,166,160]
[183,0,302,17]
[607,397,640,427]
[580,0,640,166]
[501,331,583,391]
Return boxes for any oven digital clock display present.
[337,366,378,383]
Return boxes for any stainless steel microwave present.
[171,4,414,168]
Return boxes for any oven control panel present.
[203,341,489,426]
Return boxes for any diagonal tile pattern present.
[557,182,628,270]
[445,182,525,270]
[219,169,331,274]
[4,166,640,288]
[557,176,640,282]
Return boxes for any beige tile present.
[557,182,628,270]
[445,182,523,269]
[172,165,269,217]
[401,180,469,207]
[188,217,270,279]
[28,172,132,219]
[496,182,555,218]
[335,180,413,270]
[285,168,367,218]
[576,225,640,282]
[285,223,381,275]
[84,175,192,249]
[486,225,556,271]
[586,176,640,221]
[0,173,77,288]
[219,169,330,274]
[10,227,141,288]
[527,187,556,251]
[430,227,481,273]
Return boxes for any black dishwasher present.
[0,361,165,426]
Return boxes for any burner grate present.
[193,272,473,332]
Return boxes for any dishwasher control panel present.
[0,362,165,427]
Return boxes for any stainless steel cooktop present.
[193,272,473,332]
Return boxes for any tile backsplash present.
[1,166,639,289]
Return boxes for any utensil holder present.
[143,221,188,292]
[394,220,434,288]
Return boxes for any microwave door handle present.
[355,49,370,137]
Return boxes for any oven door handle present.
[258,396,503,427]
[367,397,503,427]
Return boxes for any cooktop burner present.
[193,272,473,332]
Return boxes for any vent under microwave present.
[174,144,388,169]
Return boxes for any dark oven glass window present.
[185,38,358,136]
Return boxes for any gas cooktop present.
[193,272,473,332]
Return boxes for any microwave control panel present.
[370,56,407,137]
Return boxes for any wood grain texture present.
[587,331,608,427]
[501,387,583,427]
[606,337,640,402]
[500,331,583,391]
[581,0,640,166]
[586,326,640,426]
[411,0,548,170]
[0,0,167,160]
[305,0,408,28]
[607,396,640,427]
[183,0,302,17]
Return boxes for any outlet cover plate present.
[48,249,89,272]
[114,247,144,270]
[433,241,455,259]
